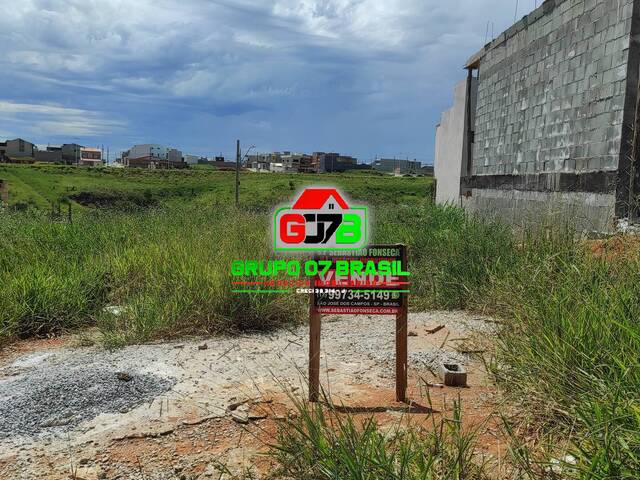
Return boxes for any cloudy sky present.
[0,0,526,163]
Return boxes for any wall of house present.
[129,144,169,160]
[6,139,36,158]
[465,0,637,231]
[435,78,477,204]
[35,150,63,163]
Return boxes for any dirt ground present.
[0,312,507,479]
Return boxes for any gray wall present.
[435,78,477,204]
[472,0,633,177]
[464,0,636,231]
[5,139,36,158]
[463,189,616,232]
[35,150,62,163]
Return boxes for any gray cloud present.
[0,0,521,159]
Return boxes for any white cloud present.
[0,0,527,157]
[0,100,125,138]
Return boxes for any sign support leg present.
[395,309,408,402]
[396,244,409,403]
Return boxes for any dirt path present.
[0,312,504,479]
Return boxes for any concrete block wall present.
[464,0,638,231]
[474,0,633,177]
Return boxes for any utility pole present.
[236,139,241,207]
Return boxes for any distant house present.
[247,153,283,172]
[269,162,285,173]
[314,152,369,173]
[123,144,185,168]
[61,144,83,164]
[280,153,313,173]
[247,154,271,172]
[372,158,421,175]
[421,165,434,177]
[35,147,62,163]
[79,147,103,166]
[0,138,37,159]
[183,154,206,165]
[168,149,182,163]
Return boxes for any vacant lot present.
[0,164,431,210]
[1,165,639,478]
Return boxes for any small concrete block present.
[439,363,468,387]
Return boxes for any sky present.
[0,0,529,164]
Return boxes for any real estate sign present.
[312,245,408,315]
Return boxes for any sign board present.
[312,245,408,315]
[308,244,409,403]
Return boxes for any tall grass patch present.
[491,239,640,478]
[269,393,490,480]
[0,205,305,345]
[374,203,516,310]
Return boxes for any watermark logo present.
[274,188,368,251]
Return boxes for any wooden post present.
[395,245,408,403]
[309,277,321,402]
[235,140,240,207]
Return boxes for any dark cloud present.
[0,0,521,160]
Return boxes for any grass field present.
[1,164,639,478]
[0,164,431,211]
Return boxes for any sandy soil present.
[0,311,506,479]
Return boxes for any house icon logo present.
[274,187,369,251]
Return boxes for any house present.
[61,144,83,164]
[123,144,185,168]
[183,154,207,165]
[247,153,282,172]
[34,144,91,164]
[372,158,421,175]
[316,153,367,173]
[79,147,102,166]
[280,153,312,173]
[247,154,271,172]
[314,152,368,173]
[0,138,37,159]
[35,147,63,163]
[269,162,285,173]
[168,149,182,163]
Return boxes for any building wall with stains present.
[462,0,639,231]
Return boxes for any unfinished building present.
[435,0,640,232]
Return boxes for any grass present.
[489,235,640,479]
[269,393,491,480]
[0,165,434,345]
[0,204,305,345]
[0,163,433,210]
[1,165,639,477]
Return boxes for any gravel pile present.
[324,314,470,372]
[363,345,467,371]
[0,366,175,438]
